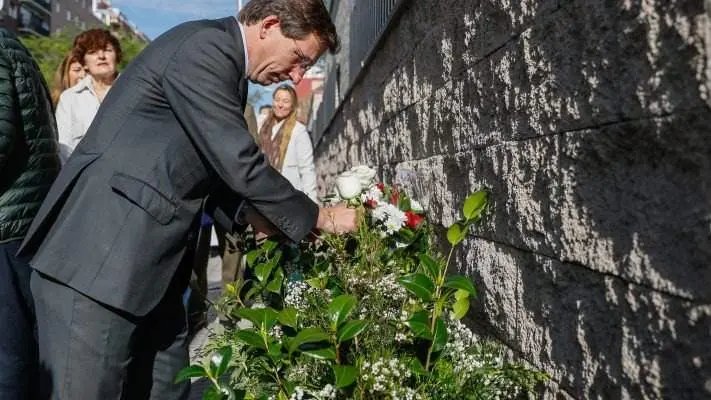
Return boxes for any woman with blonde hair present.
[257,84,318,202]
[50,52,85,107]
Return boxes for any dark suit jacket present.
[19,17,318,316]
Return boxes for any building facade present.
[1,0,53,36]
[0,0,147,42]
[93,0,148,43]
[51,0,101,34]
[313,0,711,398]
[0,0,21,32]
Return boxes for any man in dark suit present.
[19,1,355,399]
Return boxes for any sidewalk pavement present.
[187,255,223,400]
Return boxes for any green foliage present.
[327,295,357,330]
[180,182,546,399]
[398,273,435,302]
[20,29,147,86]
[332,365,358,389]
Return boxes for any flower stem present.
[335,341,341,364]
[425,247,454,371]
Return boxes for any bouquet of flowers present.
[180,166,547,400]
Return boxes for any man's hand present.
[316,204,358,235]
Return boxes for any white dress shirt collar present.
[237,19,249,78]
[72,75,95,94]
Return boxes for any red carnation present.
[405,211,425,229]
[390,190,400,205]
[376,182,385,191]
[365,199,377,208]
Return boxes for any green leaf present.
[398,227,415,242]
[337,320,368,342]
[278,308,298,329]
[209,346,232,377]
[234,330,266,350]
[444,275,477,296]
[306,276,327,289]
[266,267,284,293]
[242,284,261,302]
[400,196,412,212]
[462,190,488,221]
[406,310,433,340]
[432,317,448,352]
[283,380,297,396]
[398,273,435,302]
[174,365,206,383]
[419,253,442,279]
[332,365,358,388]
[446,222,468,246]
[216,385,241,400]
[245,249,261,268]
[254,262,271,283]
[203,385,243,400]
[455,288,469,300]
[203,385,224,400]
[233,308,279,331]
[262,240,278,253]
[220,383,247,400]
[302,346,337,360]
[288,327,330,354]
[408,358,428,376]
[452,295,470,320]
[327,295,358,330]
[267,341,282,359]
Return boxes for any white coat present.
[258,116,318,203]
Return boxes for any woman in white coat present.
[257,84,319,203]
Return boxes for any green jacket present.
[0,28,61,243]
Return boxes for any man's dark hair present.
[239,0,340,54]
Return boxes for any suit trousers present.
[214,224,245,284]
[187,222,245,334]
[0,240,37,400]
[32,268,191,400]
[187,221,212,334]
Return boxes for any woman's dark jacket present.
[0,28,61,243]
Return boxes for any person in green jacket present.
[0,28,61,399]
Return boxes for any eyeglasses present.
[292,39,314,72]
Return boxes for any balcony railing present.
[348,0,400,87]
[311,0,408,146]
[18,16,50,36]
[311,63,339,144]
[20,0,51,13]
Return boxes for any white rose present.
[336,173,362,199]
[349,165,377,186]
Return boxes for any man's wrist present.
[315,207,333,231]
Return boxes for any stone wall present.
[314,0,711,398]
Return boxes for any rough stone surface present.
[316,0,711,398]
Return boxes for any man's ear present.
[260,15,281,39]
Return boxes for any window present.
[55,2,60,12]
[66,10,71,20]
[81,21,86,29]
